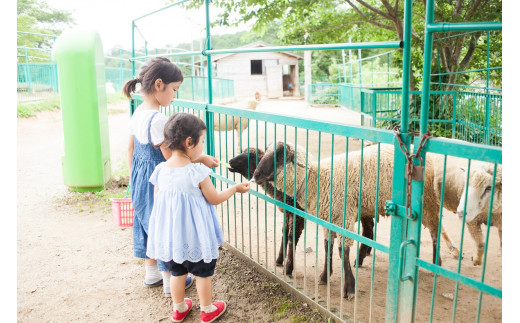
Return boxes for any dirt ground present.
[17,98,502,322]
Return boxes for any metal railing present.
[336,85,502,147]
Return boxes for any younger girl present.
[123,57,218,295]
[146,113,250,322]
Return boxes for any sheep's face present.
[456,164,502,222]
[228,148,264,180]
[252,142,305,186]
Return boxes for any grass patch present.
[273,298,300,320]
[17,96,60,118]
[17,92,129,118]
[53,177,129,213]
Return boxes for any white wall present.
[215,51,300,99]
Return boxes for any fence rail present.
[335,84,502,146]
[17,63,59,103]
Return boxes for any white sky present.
[44,0,247,53]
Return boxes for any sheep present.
[227,147,375,276]
[204,99,257,150]
[452,159,502,266]
[251,141,454,299]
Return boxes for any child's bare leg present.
[195,276,212,306]
[171,274,188,304]
[145,258,157,266]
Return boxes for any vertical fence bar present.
[485,31,491,145]
[385,0,413,321]
[130,21,136,116]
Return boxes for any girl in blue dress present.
[123,57,218,295]
[147,113,250,322]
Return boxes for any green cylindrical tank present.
[52,29,111,192]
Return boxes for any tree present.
[184,0,502,91]
[17,0,74,62]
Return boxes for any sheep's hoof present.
[319,272,330,284]
[344,291,355,300]
[275,262,284,267]
[472,256,482,266]
[318,280,327,285]
[449,246,460,259]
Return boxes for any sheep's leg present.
[355,217,374,267]
[319,235,334,283]
[284,213,305,276]
[429,228,442,266]
[276,236,287,267]
[499,227,502,251]
[362,217,374,256]
[441,223,460,258]
[276,214,291,267]
[340,245,356,300]
[467,222,484,266]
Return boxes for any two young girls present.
[124,57,248,322]
[123,57,218,295]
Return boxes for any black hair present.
[122,57,184,99]
[163,113,207,152]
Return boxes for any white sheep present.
[212,100,257,149]
[451,159,502,265]
[252,141,453,299]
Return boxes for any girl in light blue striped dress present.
[147,113,249,322]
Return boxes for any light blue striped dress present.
[146,162,225,264]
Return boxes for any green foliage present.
[181,0,501,90]
[17,0,74,63]
[17,95,60,117]
[273,297,299,320]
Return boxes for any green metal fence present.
[308,83,341,106]
[105,67,133,92]
[17,63,59,103]
[128,0,502,321]
[178,76,234,102]
[337,85,502,147]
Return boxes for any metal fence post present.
[385,0,414,321]
[204,0,215,169]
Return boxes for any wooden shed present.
[203,41,303,99]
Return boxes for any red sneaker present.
[200,301,227,323]
[171,298,192,322]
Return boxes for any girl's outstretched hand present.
[198,155,219,168]
[235,182,250,193]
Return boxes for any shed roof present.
[211,41,304,62]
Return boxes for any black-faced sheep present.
[251,141,454,299]
[227,147,375,276]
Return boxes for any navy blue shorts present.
[163,259,217,278]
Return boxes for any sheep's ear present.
[484,164,502,184]
[459,167,466,173]
[296,159,306,168]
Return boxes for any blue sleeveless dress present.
[131,111,166,267]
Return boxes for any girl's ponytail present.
[122,78,140,99]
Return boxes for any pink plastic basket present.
[110,198,134,227]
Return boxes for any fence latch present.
[385,201,417,221]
